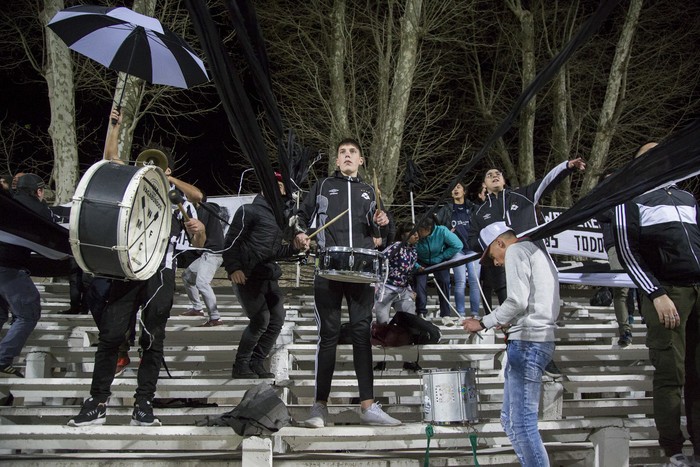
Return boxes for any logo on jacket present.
[361,192,370,200]
[329,188,339,196]
[483,213,492,220]
[510,203,519,211]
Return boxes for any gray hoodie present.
[481,241,559,342]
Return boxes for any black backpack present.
[371,311,442,347]
[195,383,290,436]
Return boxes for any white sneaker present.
[441,316,455,327]
[360,402,402,426]
[304,402,328,428]
[666,453,693,467]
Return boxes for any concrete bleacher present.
[0,279,692,466]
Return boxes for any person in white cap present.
[463,221,559,466]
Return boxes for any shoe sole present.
[130,419,162,426]
[304,418,325,428]
[68,417,106,427]
[360,420,402,426]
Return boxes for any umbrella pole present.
[113,28,142,117]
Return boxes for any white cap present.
[479,221,513,264]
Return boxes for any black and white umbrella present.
[47,5,208,105]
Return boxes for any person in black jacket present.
[0,173,54,377]
[613,142,700,466]
[293,138,401,428]
[223,176,303,378]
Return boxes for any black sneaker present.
[131,400,161,426]
[250,361,274,378]
[0,365,24,378]
[544,360,562,378]
[373,361,387,371]
[68,397,107,427]
[617,331,632,347]
[231,363,258,379]
[402,361,422,372]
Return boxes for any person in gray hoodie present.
[464,221,559,466]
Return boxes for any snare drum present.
[423,368,478,424]
[69,161,171,281]
[316,246,384,283]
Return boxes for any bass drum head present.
[70,161,171,281]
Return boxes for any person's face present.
[277,181,286,196]
[478,184,487,202]
[406,231,419,245]
[336,143,363,177]
[488,239,507,267]
[483,169,505,193]
[417,227,431,239]
[451,183,465,201]
[0,179,9,191]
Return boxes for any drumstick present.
[168,189,190,222]
[373,169,383,212]
[308,209,349,239]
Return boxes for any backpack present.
[371,311,442,347]
[195,382,290,436]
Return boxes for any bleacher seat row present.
[0,281,692,466]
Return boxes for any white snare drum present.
[316,246,384,283]
[69,161,171,281]
[423,369,478,424]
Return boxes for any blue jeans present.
[502,340,555,467]
[415,269,451,317]
[466,259,481,316]
[0,267,41,366]
[453,258,482,316]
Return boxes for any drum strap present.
[423,424,480,467]
[423,424,433,467]
[469,432,480,466]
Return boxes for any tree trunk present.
[550,68,572,206]
[580,0,642,195]
[327,0,350,174]
[113,0,156,162]
[375,0,423,206]
[41,0,77,205]
[508,0,536,186]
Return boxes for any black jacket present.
[0,191,55,269]
[222,194,297,280]
[296,171,382,250]
[468,160,575,251]
[613,184,700,299]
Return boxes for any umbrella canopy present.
[47,5,208,90]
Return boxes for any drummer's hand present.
[230,270,247,285]
[110,108,122,126]
[294,232,310,251]
[185,218,205,236]
[463,317,484,333]
[374,210,389,227]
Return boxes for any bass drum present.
[69,160,171,281]
[423,368,479,424]
[316,246,385,283]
